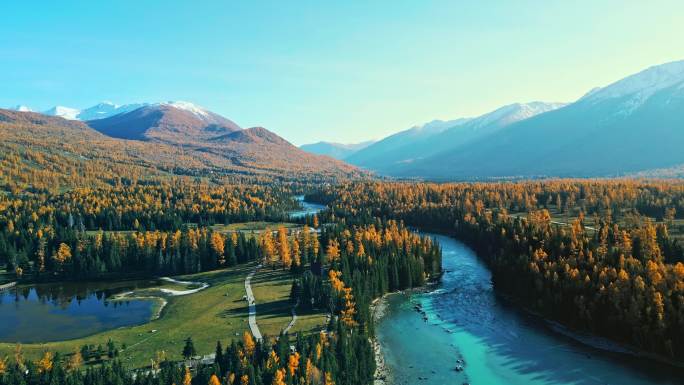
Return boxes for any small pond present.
[0,279,163,343]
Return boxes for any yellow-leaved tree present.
[288,352,300,376]
[243,331,256,357]
[208,374,222,385]
[37,351,53,373]
[277,226,291,269]
[183,366,192,385]
[211,231,226,265]
[272,368,287,385]
[53,243,72,265]
[67,349,83,372]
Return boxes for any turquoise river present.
[375,233,684,385]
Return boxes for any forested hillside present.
[0,108,361,192]
[309,180,684,360]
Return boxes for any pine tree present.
[183,337,196,359]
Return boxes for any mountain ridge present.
[300,140,376,160]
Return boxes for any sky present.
[1,1,683,145]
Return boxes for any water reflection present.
[0,280,160,343]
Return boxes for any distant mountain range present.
[346,103,564,172]
[6,59,684,181]
[1,101,359,180]
[299,140,376,160]
[343,59,684,179]
[11,102,148,121]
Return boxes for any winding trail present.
[245,264,263,341]
[283,301,299,334]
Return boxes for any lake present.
[376,233,684,385]
[0,279,163,343]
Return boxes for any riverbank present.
[371,285,437,385]
[375,231,684,385]
[420,228,684,369]
[371,295,391,385]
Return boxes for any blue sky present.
[1,1,683,145]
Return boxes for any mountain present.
[9,105,32,112]
[43,106,80,120]
[0,105,360,184]
[300,140,375,160]
[347,102,564,173]
[87,101,241,143]
[346,118,470,167]
[398,60,684,179]
[77,102,148,121]
[41,102,148,121]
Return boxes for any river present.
[376,233,684,385]
[289,195,326,219]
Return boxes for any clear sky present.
[1,1,683,145]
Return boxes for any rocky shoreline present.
[370,295,391,385]
[370,284,437,385]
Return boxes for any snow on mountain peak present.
[468,101,566,129]
[159,101,211,119]
[78,102,147,120]
[44,106,80,120]
[580,59,684,113]
[10,105,32,112]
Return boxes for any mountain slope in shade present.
[300,140,375,160]
[346,118,470,167]
[87,102,241,143]
[399,60,684,179]
[348,102,564,173]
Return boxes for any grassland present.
[210,221,299,234]
[250,268,328,337]
[0,261,326,369]
[1,266,251,367]
[509,205,684,242]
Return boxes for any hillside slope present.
[300,141,375,160]
[0,108,361,192]
[400,60,684,179]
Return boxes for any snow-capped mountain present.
[462,102,566,130]
[9,105,32,112]
[580,60,684,114]
[42,102,149,121]
[347,102,564,172]
[43,106,80,120]
[77,102,148,121]
[156,101,211,119]
[395,60,684,179]
[86,101,241,142]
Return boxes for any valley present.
[2,4,684,384]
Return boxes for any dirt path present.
[245,264,263,341]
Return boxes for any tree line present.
[309,180,684,360]
[0,213,442,385]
